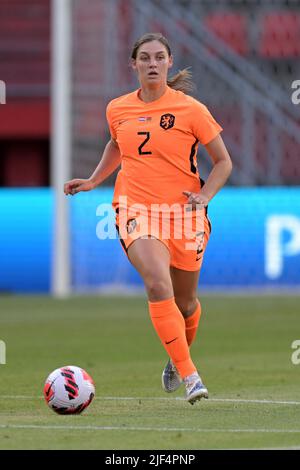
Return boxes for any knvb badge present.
[0,340,6,364]
[0,80,6,104]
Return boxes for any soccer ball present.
[43,365,95,414]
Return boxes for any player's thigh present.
[127,238,173,291]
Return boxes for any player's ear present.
[168,54,174,69]
[131,58,137,71]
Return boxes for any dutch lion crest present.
[160,113,175,130]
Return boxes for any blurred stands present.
[0,0,299,187]
[71,0,300,186]
[0,0,50,186]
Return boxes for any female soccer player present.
[64,33,232,405]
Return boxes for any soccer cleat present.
[184,373,209,405]
[161,359,182,393]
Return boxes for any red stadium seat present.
[204,13,249,56]
[259,12,300,58]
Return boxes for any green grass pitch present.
[0,294,300,450]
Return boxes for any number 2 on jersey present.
[138,131,152,155]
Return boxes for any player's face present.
[132,40,173,87]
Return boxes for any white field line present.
[0,424,300,434]
[1,396,300,406]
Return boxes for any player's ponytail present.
[167,67,195,94]
[131,33,196,95]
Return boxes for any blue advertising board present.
[0,189,53,293]
[0,188,299,293]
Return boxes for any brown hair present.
[131,33,195,94]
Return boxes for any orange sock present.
[185,299,201,346]
[148,297,197,379]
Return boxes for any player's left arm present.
[183,134,232,207]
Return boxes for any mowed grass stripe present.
[1,396,300,406]
[1,424,300,433]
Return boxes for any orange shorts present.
[115,207,211,272]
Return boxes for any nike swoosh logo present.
[165,337,178,345]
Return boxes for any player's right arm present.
[64,138,121,195]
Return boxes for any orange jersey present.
[106,86,222,211]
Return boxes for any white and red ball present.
[44,365,95,414]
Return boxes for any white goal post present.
[51,0,72,296]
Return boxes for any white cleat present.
[161,359,182,393]
[184,373,209,405]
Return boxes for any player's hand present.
[182,191,209,211]
[64,178,95,196]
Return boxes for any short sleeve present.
[191,100,223,145]
[106,101,117,140]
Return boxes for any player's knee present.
[175,297,198,318]
[145,277,173,301]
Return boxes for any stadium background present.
[0,0,300,294]
[0,0,300,451]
